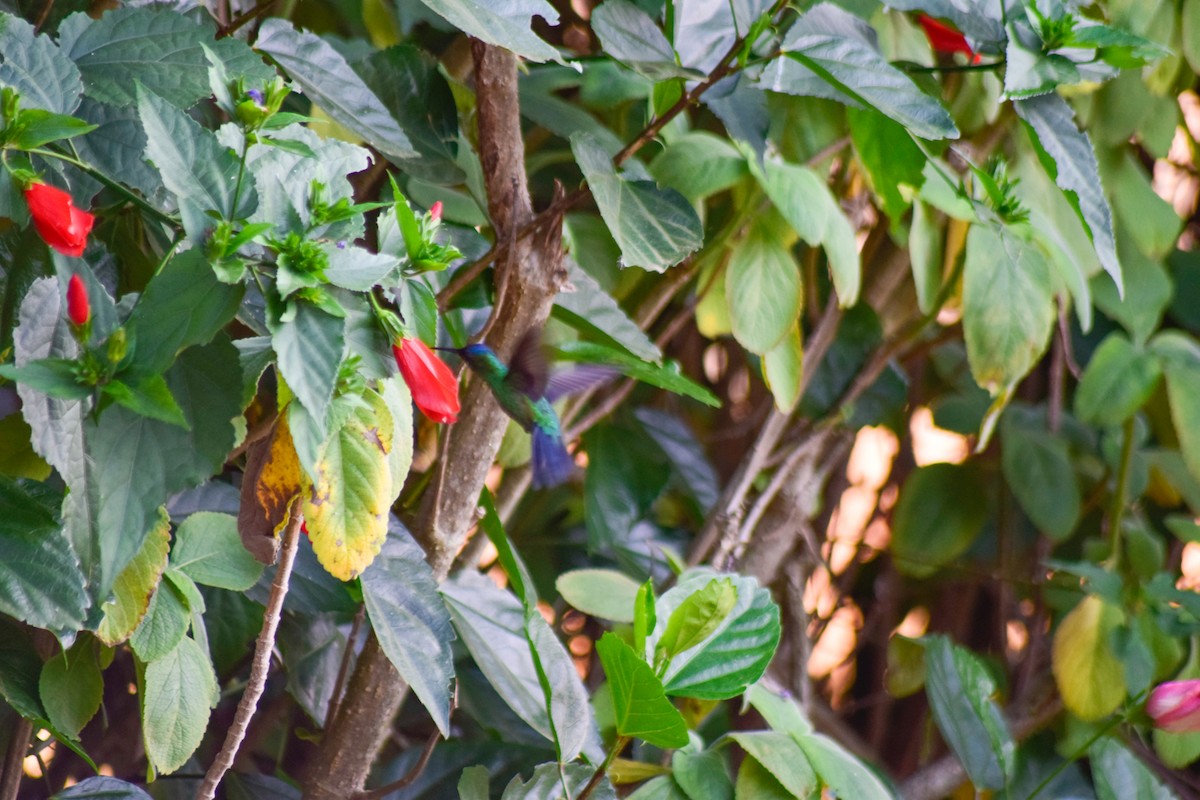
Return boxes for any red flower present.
[66,273,90,326]
[1148,680,1200,733]
[392,337,460,423]
[24,182,94,258]
[429,201,443,222]
[917,14,982,64]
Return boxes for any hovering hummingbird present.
[441,329,613,488]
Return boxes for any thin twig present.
[216,0,277,38]
[0,717,31,800]
[324,604,366,729]
[353,729,441,800]
[195,498,304,800]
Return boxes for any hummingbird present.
[441,329,613,488]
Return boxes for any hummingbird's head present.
[443,342,506,377]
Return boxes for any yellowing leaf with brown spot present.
[303,393,393,580]
[238,413,304,564]
[1052,595,1126,721]
[97,507,170,645]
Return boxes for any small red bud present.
[66,273,90,327]
[429,201,443,222]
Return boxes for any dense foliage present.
[0,0,1198,798]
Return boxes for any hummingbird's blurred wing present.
[544,365,618,403]
[505,327,549,398]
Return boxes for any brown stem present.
[0,716,30,800]
[323,604,366,729]
[353,729,440,800]
[196,499,303,800]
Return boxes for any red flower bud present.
[392,337,460,423]
[66,273,90,327]
[917,14,982,64]
[429,201,443,222]
[1148,680,1200,733]
[24,182,95,258]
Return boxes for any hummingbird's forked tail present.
[532,427,574,488]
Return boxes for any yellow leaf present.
[1052,595,1126,721]
[238,413,304,564]
[97,507,170,645]
[303,396,393,580]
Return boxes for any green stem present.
[28,147,178,228]
[230,134,250,221]
[576,736,628,800]
[1027,712,1124,800]
[1106,416,1136,569]
[903,59,1006,73]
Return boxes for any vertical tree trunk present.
[301,41,564,799]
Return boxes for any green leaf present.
[302,395,392,580]
[52,777,152,799]
[1015,93,1122,293]
[727,732,818,798]
[848,107,926,231]
[634,408,719,512]
[270,300,346,439]
[137,85,256,241]
[458,766,490,800]
[650,571,781,699]
[254,20,415,161]
[354,45,462,183]
[650,133,748,203]
[361,523,456,737]
[593,0,700,81]
[583,423,669,556]
[1003,27,1081,99]
[571,132,703,272]
[891,462,988,578]
[595,632,688,748]
[8,109,95,150]
[1090,737,1176,800]
[143,636,217,775]
[734,758,792,800]
[744,682,814,737]
[1152,332,1200,489]
[442,571,596,754]
[1075,333,1161,427]
[59,7,272,108]
[754,158,860,306]
[1000,414,1080,542]
[130,576,189,663]
[126,248,244,376]
[72,98,166,205]
[725,219,802,356]
[763,324,804,413]
[0,358,89,400]
[634,580,655,658]
[376,379,413,500]
[923,636,1015,791]
[169,512,263,591]
[102,374,189,429]
[673,749,732,800]
[794,733,894,800]
[1052,595,1126,721]
[556,568,642,624]
[66,339,242,611]
[0,477,88,634]
[552,340,719,407]
[501,762,616,800]
[323,245,400,292]
[97,509,170,646]
[40,642,103,738]
[962,224,1055,395]
[759,3,958,140]
[658,577,737,661]
[0,12,83,114]
[416,0,561,64]
[553,260,662,363]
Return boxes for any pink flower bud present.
[1148,680,1200,733]
[429,201,443,222]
